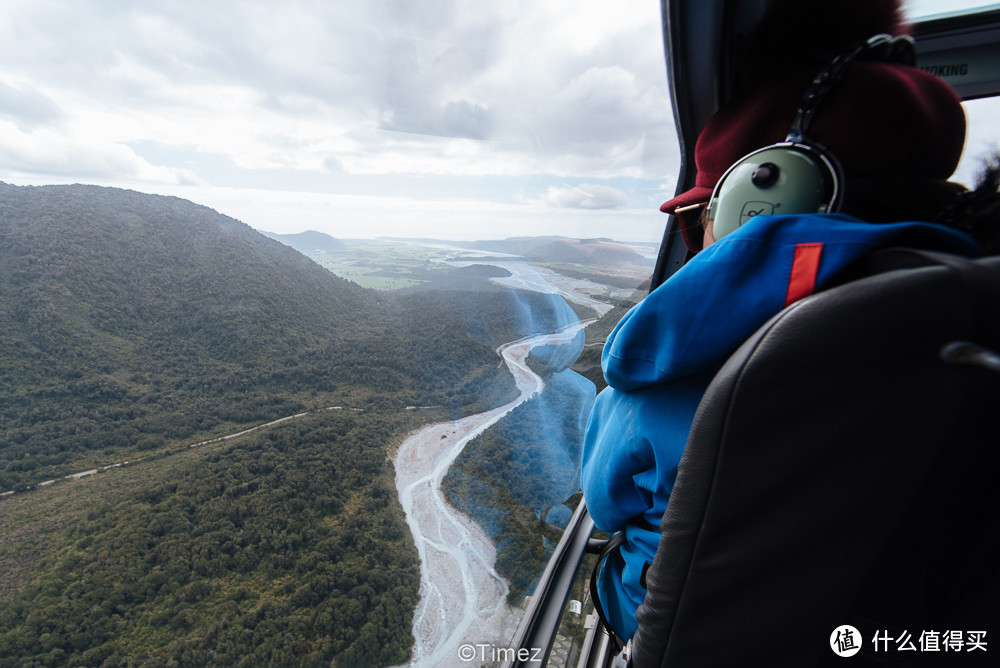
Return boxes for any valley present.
[0,183,651,666]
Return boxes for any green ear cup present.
[708,143,842,240]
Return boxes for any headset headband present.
[790,34,916,143]
[707,34,917,241]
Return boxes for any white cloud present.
[0,120,204,185]
[527,65,673,178]
[0,80,63,130]
[544,184,629,210]
[0,0,673,180]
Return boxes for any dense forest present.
[0,410,422,667]
[0,183,606,666]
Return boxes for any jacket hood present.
[602,214,981,392]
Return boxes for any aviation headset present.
[707,34,918,239]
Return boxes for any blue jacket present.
[581,213,981,639]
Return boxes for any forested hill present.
[0,183,574,665]
[0,183,534,491]
[0,183,369,368]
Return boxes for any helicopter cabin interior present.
[505,2,1000,666]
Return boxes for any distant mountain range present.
[377,234,656,267]
[260,229,347,253]
[486,236,654,266]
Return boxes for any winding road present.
[394,322,587,667]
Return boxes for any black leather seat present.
[630,251,1000,667]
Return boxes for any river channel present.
[394,322,587,667]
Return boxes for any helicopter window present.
[0,1,668,665]
[904,0,1000,20]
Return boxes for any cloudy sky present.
[0,0,996,243]
[0,0,679,242]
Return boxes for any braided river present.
[394,258,613,667]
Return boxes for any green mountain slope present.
[0,183,520,490]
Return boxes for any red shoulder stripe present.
[784,242,824,307]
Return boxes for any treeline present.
[0,410,421,667]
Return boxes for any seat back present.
[631,252,1000,667]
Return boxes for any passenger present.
[580,0,999,641]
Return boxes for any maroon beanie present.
[660,0,967,251]
[660,61,967,217]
